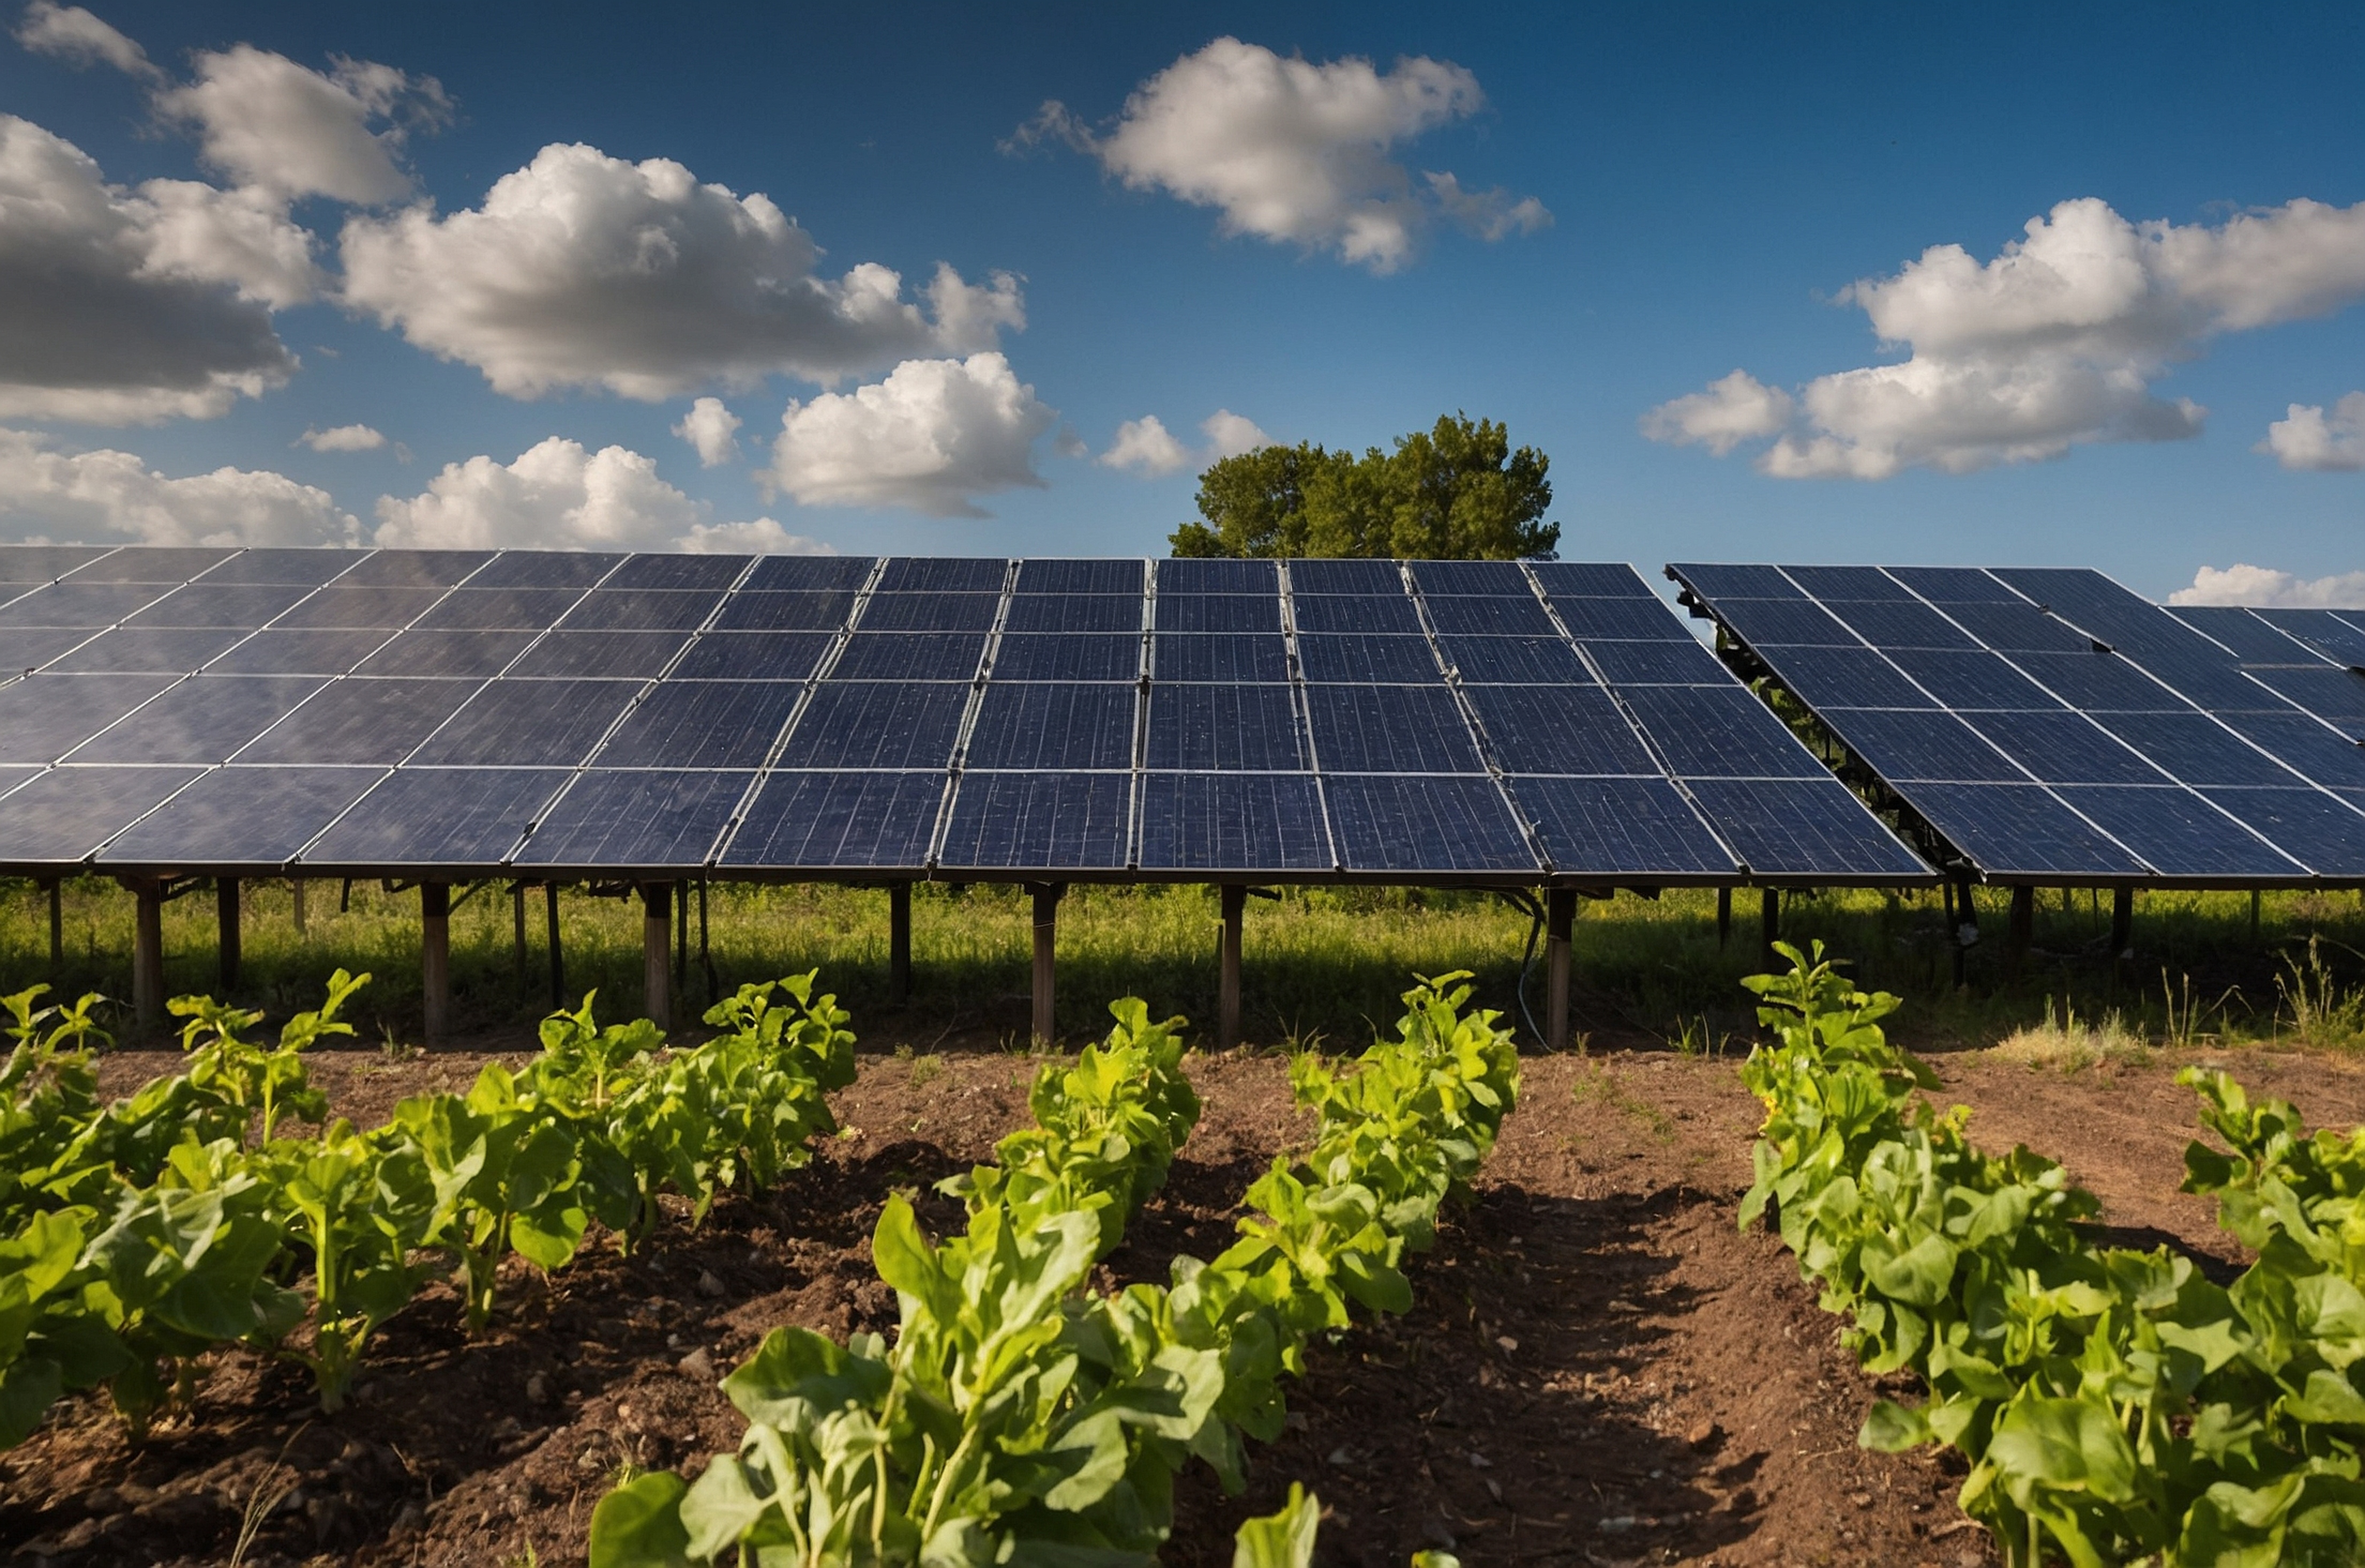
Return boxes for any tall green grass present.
[3,875,2360,1052]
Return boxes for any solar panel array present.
[0,546,1926,884]
[1669,564,2365,884]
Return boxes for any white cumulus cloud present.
[0,426,357,545]
[14,1,159,80]
[297,423,385,452]
[2258,393,2365,472]
[340,142,1024,401]
[1099,407,1272,476]
[765,352,1056,518]
[1016,37,1547,273]
[681,517,832,555]
[156,44,447,206]
[1645,195,2365,479]
[673,396,742,467]
[0,114,314,423]
[2171,564,2365,609]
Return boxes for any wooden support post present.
[421,882,450,1042]
[1760,886,1779,964]
[2250,888,2262,944]
[216,876,241,993]
[45,880,62,979]
[1546,888,1576,1053]
[698,876,714,1004]
[2110,886,2134,959]
[130,878,164,1030]
[1031,883,1063,1047]
[292,878,306,936]
[642,882,672,1031]
[2006,885,2034,981]
[889,881,913,1005]
[545,882,565,1010]
[512,883,528,983]
[1715,886,1731,948]
[1218,885,1246,1050]
[675,879,688,987]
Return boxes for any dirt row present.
[6,1022,2357,1567]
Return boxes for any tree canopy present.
[1166,413,1558,560]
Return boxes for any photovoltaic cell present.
[1616,686,1828,779]
[744,555,875,591]
[1904,783,2148,877]
[1819,599,1980,650]
[965,684,1137,769]
[2052,786,2300,879]
[608,553,746,590]
[100,766,383,866]
[2014,651,2189,711]
[0,765,202,864]
[515,631,697,679]
[991,633,1139,682]
[1582,638,1728,684]
[357,629,537,678]
[1681,778,1934,877]
[416,588,585,630]
[406,679,642,767]
[1155,558,1275,593]
[0,627,92,673]
[1290,594,1421,634]
[1420,594,1557,637]
[1018,559,1143,594]
[1783,566,1915,602]
[1888,566,2020,602]
[2221,714,2365,789]
[1462,685,1657,774]
[1548,597,1694,642]
[69,675,325,763]
[305,768,567,866]
[1411,560,1530,595]
[938,772,1132,869]
[595,680,804,768]
[465,552,621,589]
[338,551,489,587]
[126,585,311,628]
[1528,562,1656,597]
[1295,633,1440,683]
[830,633,985,681]
[2256,610,2365,668]
[1289,559,1401,594]
[0,583,174,626]
[515,770,750,868]
[0,673,180,763]
[48,627,245,673]
[1963,710,2163,785]
[1750,645,1932,708]
[205,628,390,676]
[238,678,486,765]
[860,593,1000,632]
[2090,713,2299,788]
[723,771,945,869]
[1938,600,2100,654]
[1136,773,1329,871]
[878,558,1005,593]
[1440,634,1593,683]
[67,548,231,583]
[1153,594,1280,632]
[1320,775,1535,874]
[712,591,854,632]
[1144,684,1305,770]
[558,590,720,632]
[1507,777,1732,875]
[273,587,448,629]
[668,632,830,681]
[2205,790,2365,877]
[1818,709,2023,781]
[1000,595,1142,633]
[1151,633,1289,683]
[1300,684,1483,772]
[2167,607,2323,664]
[2246,667,2365,734]
[1657,563,1799,599]
[1703,598,1857,647]
[1882,649,2063,710]
[776,682,968,769]
[0,546,113,582]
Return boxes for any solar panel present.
[305,768,567,867]
[0,547,1932,887]
[0,765,202,865]
[722,770,945,869]
[1678,779,1931,877]
[1675,562,2365,883]
[516,770,750,868]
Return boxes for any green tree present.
[1168,413,1558,559]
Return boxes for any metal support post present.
[642,881,673,1031]
[421,882,450,1042]
[675,881,688,988]
[513,883,528,982]
[1031,883,1063,1047]
[2250,888,2262,944]
[216,876,241,993]
[45,880,62,979]
[889,881,912,1005]
[1715,886,1731,948]
[292,878,306,936]
[1760,887,1779,965]
[699,876,714,1003]
[129,878,164,1030]
[2110,886,2134,959]
[2005,885,2034,981]
[546,882,565,1010]
[1218,885,1246,1050]
[1546,888,1576,1053]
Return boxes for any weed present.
[907,1052,945,1090]
[2274,934,2365,1047]
[1992,997,2148,1070]
[1570,1064,1678,1144]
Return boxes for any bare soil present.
[6,1014,2359,1568]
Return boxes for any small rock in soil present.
[678,1347,716,1381]
[526,1371,549,1402]
[698,1270,727,1297]
[1685,1418,1724,1449]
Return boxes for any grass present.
[1990,999,2150,1071]
[7,875,2365,1054]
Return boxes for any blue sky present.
[2,1,2362,602]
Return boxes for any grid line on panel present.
[282,551,636,868]
[1127,558,1154,870]
[707,556,892,868]
[62,549,416,868]
[1401,562,1552,873]
[924,561,1023,872]
[1273,560,1343,872]
[1521,561,1742,874]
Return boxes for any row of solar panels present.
[0,546,1925,884]
[1669,564,2365,885]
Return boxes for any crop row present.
[589,971,1521,1568]
[1740,941,2365,1566]
[0,969,855,1447]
